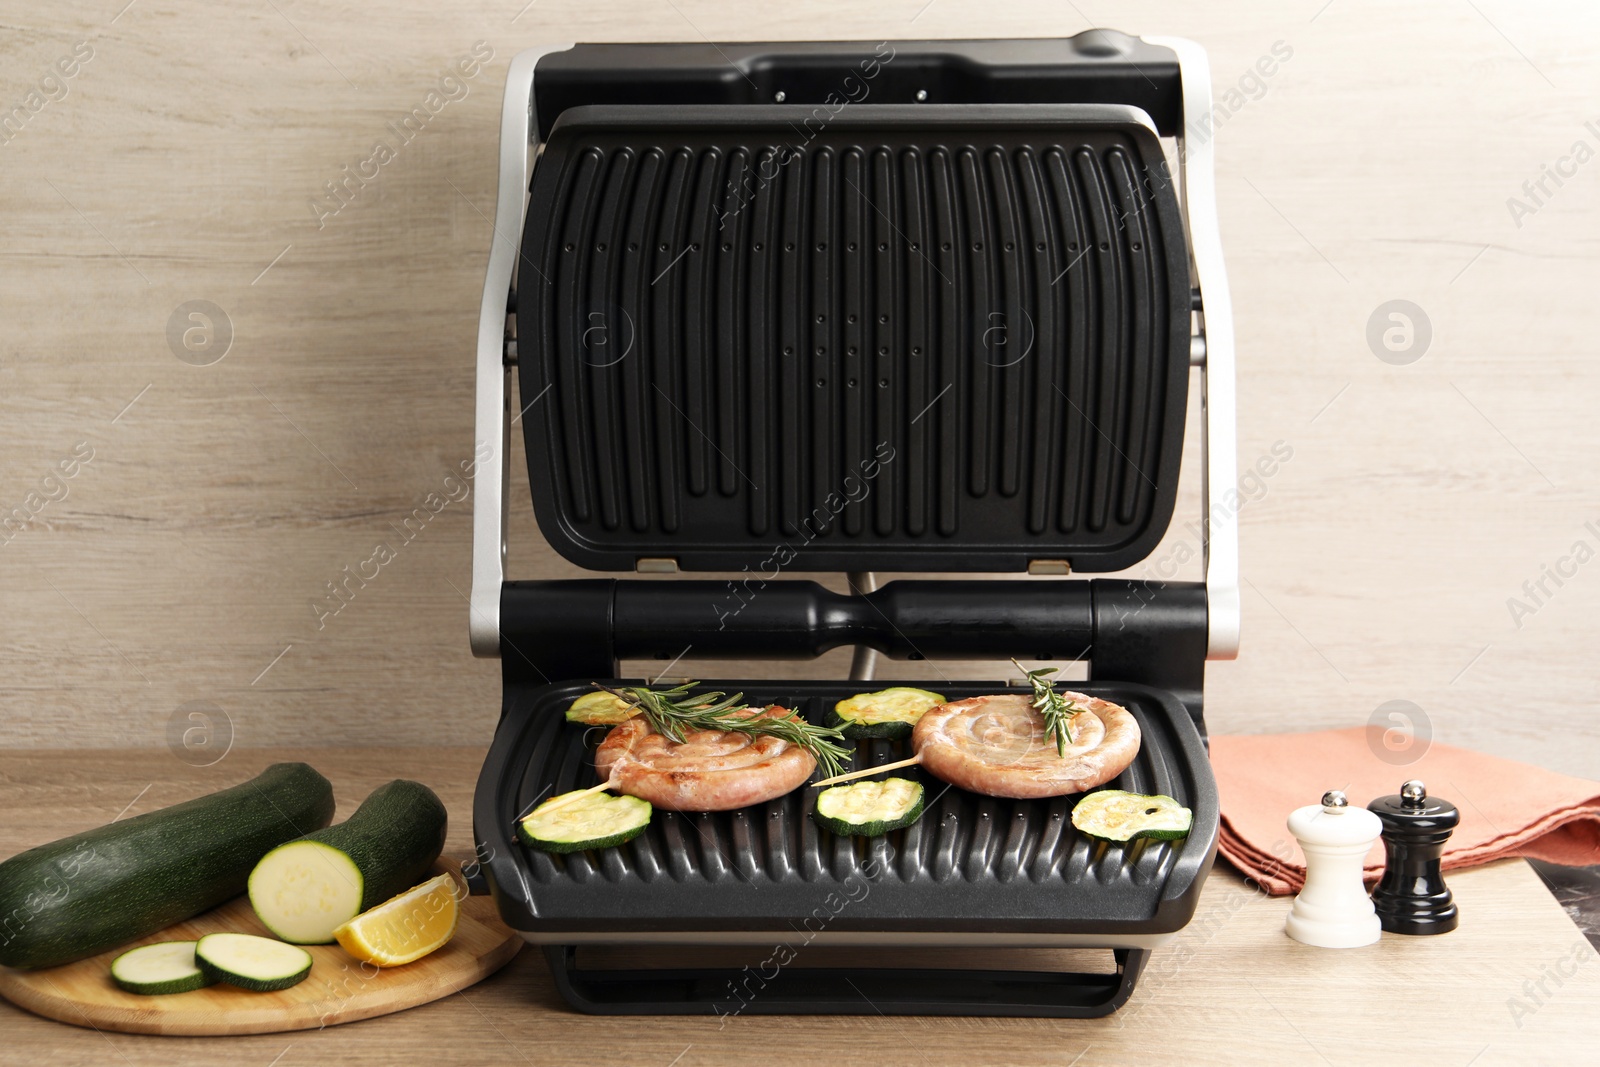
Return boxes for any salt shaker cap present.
[1289,788,1383,846]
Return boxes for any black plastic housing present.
[531,35,1184,139]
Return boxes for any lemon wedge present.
[332,872,461,967]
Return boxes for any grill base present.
[544,944,1151,1017]
[516,929,1174,948]
[476,678,1217,1017]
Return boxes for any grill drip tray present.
[475,679,1218,1016]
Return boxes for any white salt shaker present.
[1285,790,1383,948]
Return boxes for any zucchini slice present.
[564,691,639,726]
[829,687,946,740]
[194,932,312,992]
[518,790,652,854]
[813,778,925,837]
[110,940,213,996]
[1071,790,1193,843]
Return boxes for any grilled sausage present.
[912,692,1140,799]
[595,706,817,811]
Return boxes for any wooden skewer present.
[533,774,621,816]
[810,752,924,788]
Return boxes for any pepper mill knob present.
[1369,779,1460,935]
[1285,788,1383,948]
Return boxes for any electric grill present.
[469,30,1239,1017]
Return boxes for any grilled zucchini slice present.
[1071,790,1193,843]
[564,691,639,725]
[518,790,652,854]
[813,778,925,837]
[829,687,946,740]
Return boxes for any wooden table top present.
[2,748,1596,1065]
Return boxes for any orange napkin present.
[1209,727,1600,895]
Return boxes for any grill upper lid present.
[516,104,1190,572]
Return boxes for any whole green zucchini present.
[0,762,335,969]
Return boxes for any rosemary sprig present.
[1012,659,1086,757]
[596,682,852,780]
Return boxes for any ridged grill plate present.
[476,680,1217,938]
[516,105,1191,572]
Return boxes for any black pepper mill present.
[1368,780,1460,935]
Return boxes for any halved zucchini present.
[1071,790,1193,843]
[247,779,447,945]
[110,940,213,996]
[813,778,925,837]
[194,932,312,992]
[518,790,652,854]
[564,691,639,726]
[829,687,946,740]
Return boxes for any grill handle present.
[499,578,1207,730]
[530,32,1183,140]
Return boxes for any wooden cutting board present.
[0,862,522,1035]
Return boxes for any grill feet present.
[542,945,1151,1017]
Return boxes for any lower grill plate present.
[476,679,1217,941]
